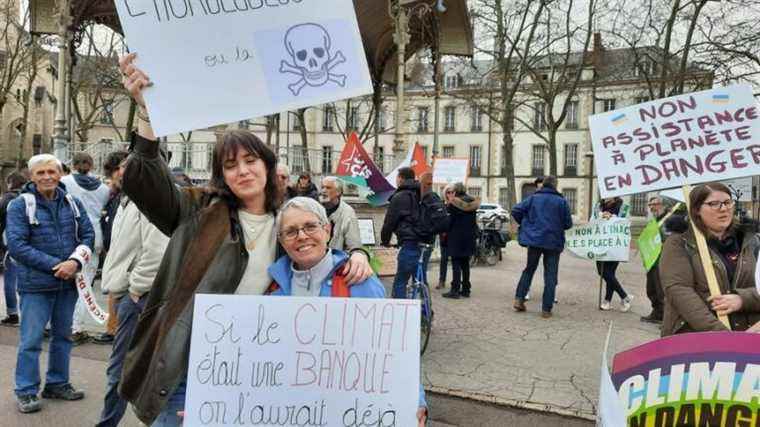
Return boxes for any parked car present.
[476,203,510,229]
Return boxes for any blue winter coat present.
[267,249,427,409]
[511,187,573,252]
[6,183,95,293]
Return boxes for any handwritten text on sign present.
[115,0,373,137]
[565,218,631,262]
[589,85,760,198]
[184,295,420,427]
[432,158,469,185]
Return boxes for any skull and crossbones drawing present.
[279,23,347,96]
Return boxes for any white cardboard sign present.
[184,295,420,427]
[565,217,631,262]
[115,1,373,137]
[589,85,760,198]
[432,158,469,185]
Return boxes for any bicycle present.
[407,243,433,355]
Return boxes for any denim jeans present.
[597,261,628,301]
[96,295,147,427]
[515,247,561,313]
[392,242,420,299]
[15,287,78,397]
[152,381,186,427]
[4,256,18,315]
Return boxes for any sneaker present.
[621,296,633,312]
[17,394,41,413]
[69,331,90,346]
[90,333,115,345]
[41,384,85,401]
[513,299,526,312]
[541,311,552,319]
[460,291,470,298]
[524,294,531,301]
[640,313,662,324]
[1,314,19,326]
[600,300,611,311]
[442,291,460,299]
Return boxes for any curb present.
[425,385,597,421]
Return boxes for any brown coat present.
[118,135,254,424]
[660,226,760,336]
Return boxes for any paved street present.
[0,242,658,425]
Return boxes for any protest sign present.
[358,218,376,245]
[115,1,373,137]
[660,177,753,203]
[185,295,420,427]
[605,332,760,427]
[637,220,663,272]
[432,158,469,185]
[565,217,631,262]
[589,85,760,198]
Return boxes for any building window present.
[323,106,334,131]
[445,74,462,89]
[532,145,545,176]
[564,144,578,176]
[347,107,359,130]
[635,96,650,105]
[533,102,546,131]
[238,120,250,130]
[421,145,429,162]
[444,106,456,132]
[292,147,304,173]
[374,146,385,172]
[602,99,616,112]
[442,146,455,159]
[378,108,387,130]
[634,60,657,77]
[566,101,579,129]
[499,188,509,208]
[267,115,277,130]
[100,101,113,125]
[417,107,429,133]
[292,112,302,131]
[562,189,577,215]
[468,187,481,198]
[33,134,42,155]
[469,146,482,177]
[470,106,483,131]
[631,193,647,216]
[321,146,333,174]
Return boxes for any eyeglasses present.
[703,200,734,211]
[279,221,324,241]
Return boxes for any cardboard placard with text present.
[184,295,420,427]
[115,0,373,137]
[589,85,760,198]
[565,217,631,262]
[432,158,469,185]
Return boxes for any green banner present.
[637,219,662,272]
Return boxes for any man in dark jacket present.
[6,154,95,413]
[1,171,27,325]
[511,176,572,318]
[381,167,422,298]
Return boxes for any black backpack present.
[411,191,451,240]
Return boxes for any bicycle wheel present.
[418,282,432,355]
[485,247,499,266]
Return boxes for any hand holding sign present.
[119,52,150,109]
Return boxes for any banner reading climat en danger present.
[609,332,760,427]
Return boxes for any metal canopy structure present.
[62,0,473,81]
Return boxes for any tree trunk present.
[548,127,558,176]
[296,108,311,172]
[501,128,517,209]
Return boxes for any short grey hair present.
[28,154,62,172]
[276,196,329,232]
[322,176,344,195]
[276,163,290,175]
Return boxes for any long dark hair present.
[209,130,280,213]
[689,182,735,236]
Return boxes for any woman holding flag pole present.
[660,182,760,336]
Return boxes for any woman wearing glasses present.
[116,53,372,426]
[660,182,760,336]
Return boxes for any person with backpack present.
[0,171,28,325]
[381,167,424,299]
[6,154,95,413]
[511,176,573,318]
[442,183,480,299]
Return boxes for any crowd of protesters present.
[1,50,760,425]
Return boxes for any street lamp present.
[390,1,410,157]
[584,151,595,220]
[49,0,72,160]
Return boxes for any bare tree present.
[0,0,37,118]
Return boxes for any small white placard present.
[115,0,373,137]
[184,295,420,427]
[433,158,469,185]
[358,218,376,245]
[565,218,631,262]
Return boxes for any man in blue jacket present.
[5,154,95,414]
[511,176,572,318]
